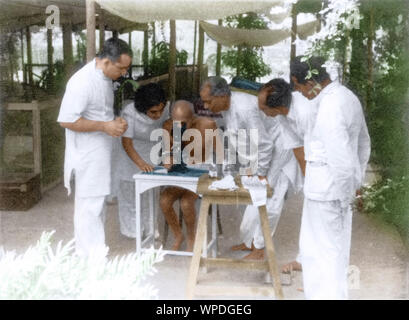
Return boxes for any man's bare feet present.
[281,260,302,274]
[243,248,265,260]
[231,243,252,251]
[171,234,184,251]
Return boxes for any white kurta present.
[112,101,169,238]
[240,112,304,249]
[300,81,371,300]
[57,59,114,197]
[220,91,273,177]
[57,59,115,257]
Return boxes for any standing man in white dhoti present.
[58,38,133,257]
[231,79,304,260]
[291,56,371,299]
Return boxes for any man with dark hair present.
[290,56,371,299]
[232,79,304,260]
[57,38,132,257]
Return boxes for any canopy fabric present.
[95,0,285,23]
[199,20,318,47]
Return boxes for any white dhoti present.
[74,194,108,257]
[240,174,290,249]
[299,198,352,300]
[117,180,150,239]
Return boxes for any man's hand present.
[258,176,267,181]
[136,160,154,173]
[103,117,128,137]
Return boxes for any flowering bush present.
[0,231,164,300]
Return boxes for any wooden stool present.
[185,174,284,299]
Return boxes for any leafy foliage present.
[0,231,164,299]
[147,41,188,77]
[221,13,271,81]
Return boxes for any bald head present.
[171,100,195,122]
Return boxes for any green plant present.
[148,41,188,77]
[221,13,271,81]
[0,231,164,299]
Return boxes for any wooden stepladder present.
[185,174,284,300]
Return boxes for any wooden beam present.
[143,29,149,76]
[99,11,105,53]
[47,28,54,91]
[290,4,297,61]
[192,21,197,93]
[215,19,222,76]
[195,23,204,94]
[86,0,96,62]
[31,101,41,176]
[26,26,33,88]
[169,20,176,102]
[62,22,74,77]
[20,29,26,85]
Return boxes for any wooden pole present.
[192,21,197,94]
[290,4,297,61]
[62,22,74,78]
[169,20,176,102]
[195,23,204,94]
[26,26,34,98]
[215,19,222,76]
[26,26,33,88]
[128,32,132,78]
[99,11,105,53]
[143,29,149,76]
[86,0,96,63]
[152,22,156,60]
[47,28,54,91]
[21,30,26,85]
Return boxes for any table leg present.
[186,197,210,299]
[258,205,284,300]
[135,189,141,257]
[149,188,155,248]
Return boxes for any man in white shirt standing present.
[290,56,371,299]
[57,38,132,257]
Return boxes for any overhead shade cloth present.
[95,0,285,23]
[199,20,318,47]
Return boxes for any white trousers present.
[240,174,290,249]
[299,198,353,300]
[74,194,107,257]
[117,180,149,239]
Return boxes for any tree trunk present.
[192,21,197,94]
[143,29,149,76]
[62,22,74,79]
[26,26,34,99]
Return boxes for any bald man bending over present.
[160,100,218,251]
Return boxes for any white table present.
[133,173,218,258]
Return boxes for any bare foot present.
[281,261,302,274]
[243,248,265,260]
[171,234,184,251]
[231,243,252,251]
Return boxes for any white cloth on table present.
[112,101,169,238]
[209,174,238,191]
[219,91,273,177]
[241,175,267,207]
[300,81,370,300]
[74,194,108,257]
